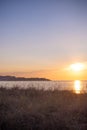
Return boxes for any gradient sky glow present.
[0,0,87,80]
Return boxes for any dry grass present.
[0,87,87,130]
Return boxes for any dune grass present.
[0,87,87,130]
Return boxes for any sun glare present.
[74,80,82,94]
[70,63,84,72]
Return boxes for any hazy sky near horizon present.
[0,0,87,79]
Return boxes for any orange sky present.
[0,62,87,80]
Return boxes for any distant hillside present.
[0,76,50,81]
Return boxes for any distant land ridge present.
[0,76,50,81]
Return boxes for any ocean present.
[0,80,87,94]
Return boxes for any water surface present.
[0,80,87,94]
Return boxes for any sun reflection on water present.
[74,80,82,94]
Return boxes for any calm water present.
[0,80,87,94]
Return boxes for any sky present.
[0,0,87,80]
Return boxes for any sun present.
[70,63,84,72]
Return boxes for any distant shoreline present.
[0,76,51,81]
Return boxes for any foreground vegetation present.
[0,87,87,130]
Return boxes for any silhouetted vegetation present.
[0,87,87,130]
